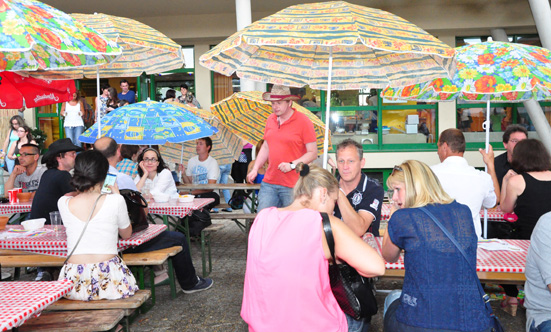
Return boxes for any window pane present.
[154,72,196,101]
[381,106,436,144]
[182,47,194,69]
[459,106,513,143]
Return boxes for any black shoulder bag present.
[419,207,504,332]
[321,212,378,320]
[119,189,149,234]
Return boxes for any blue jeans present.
[530,320,551,332]
[346,314,370,332]
[65,126,84,147]
[218,164,232,204]
[123,230,198,290]
[257,182,294,211]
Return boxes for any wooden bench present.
[123,246,182,303]
[0,246,182,303]
[19,309,125,332]
[210,211,257,233]
[45,290,151,331]
[198,223,225,277]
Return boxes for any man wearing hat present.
[30,138,82,225]
[247,85,317,211]
[31,138,82,281]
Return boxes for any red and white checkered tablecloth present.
[0,224,167,257]
[0,202,32,215]
[363,233,528,273]
[147,198,214,217]
[0,280,73,331]
[380,203,504,222]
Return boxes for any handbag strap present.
[418,206,494,315]
[63,194,104,265]
[320,212,337,262]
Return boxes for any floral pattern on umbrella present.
[78,101,218,145]
[382,42,551,102]
[0,0,121,71]
[27,13,184,79]
[211,91,330,155]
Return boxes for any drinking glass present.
[49,211,62,234]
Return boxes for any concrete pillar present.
[195,44,212,109]
[235,0,255,92]
[491,27,551,153]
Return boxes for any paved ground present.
[4,216,526,331]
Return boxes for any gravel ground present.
[4,216,526,331]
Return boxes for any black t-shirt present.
[334,173,384,236]
[494,152,511,190]
[30,168,74,224]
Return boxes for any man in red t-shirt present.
[247,85,317,211]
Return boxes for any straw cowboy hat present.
[262,85,300,102]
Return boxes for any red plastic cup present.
[8,189,18,204]
[16,188,22,194]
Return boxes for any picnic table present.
[364,233,528,284]
[0,224,167,257]
[380,203,505,222]
[0,280,73,331]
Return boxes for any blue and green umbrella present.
[79,100,218,145]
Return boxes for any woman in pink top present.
[241,164,385,332]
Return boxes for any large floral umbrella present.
[211,91,330,155]
[382,41,551,238]
[0,71,75,109]
[0,0,122,71]
[78,100,218,145]
[29,12,185,78]
[200,1,456,166]
[159,105,242,167]
[382,42,551,102]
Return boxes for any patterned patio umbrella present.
[0,71,76,109]
[159,105,242,167]
[200,1,456,166]
[0,0,121,71]
[27,12,184,78]
[78,100,218,145]
[382,42,551,102]
[211,91,330,155]
[381,41,551,239]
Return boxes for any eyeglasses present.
[392,165,403,174]
[16,153,37,157]
[143,158,159,164]
[509,139,521,144]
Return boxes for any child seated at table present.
[57,150,138,301]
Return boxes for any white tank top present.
[64,102,85,127]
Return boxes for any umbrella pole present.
[96,67,101,139]
[483,99,491,239]
[322,46,333,169]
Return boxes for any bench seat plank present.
[19,309,125,332]
[46,290,151,313]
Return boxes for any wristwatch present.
[289,162,296,170]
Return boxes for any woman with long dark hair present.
[7,125,35,167]
[1,115,25,173]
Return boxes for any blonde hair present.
[386,160,453,208]
[293,163,338,207]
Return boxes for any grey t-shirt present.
[525,212,551,330]
[14,166,47,192]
